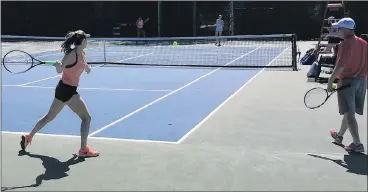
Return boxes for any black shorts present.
[137,28,145,34]
[55,80,78,103]
[328,37,342,44]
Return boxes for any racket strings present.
[304,88,328,108]
[3,51,33,73]
[4,55,31,64]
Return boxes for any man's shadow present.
[1,150,85,191]
[308,153,367,175]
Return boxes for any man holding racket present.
[327,18,367,153]
[20,30,99,157]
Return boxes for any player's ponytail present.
[61,30,89,54]
[61,32,76,53]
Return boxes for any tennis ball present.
[173,41,178,46]
[332,83,337,89]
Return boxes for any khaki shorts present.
[337,76,366,115]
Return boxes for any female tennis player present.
[215,15,224,46]
[20,30,99,157]
[136,16,146,38]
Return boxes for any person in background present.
[328,18,367,153]
[136,16,146,38]
[326,16,342,53]
[215,15,224,46]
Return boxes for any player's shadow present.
[2,150,85,191]
[308,153,367,175]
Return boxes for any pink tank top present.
[61,51,87,87]
[137,20,143,28]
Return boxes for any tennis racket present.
[304,84,351,109]
[200,24,216,28]
[2,50,57,74]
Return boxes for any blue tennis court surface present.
[2,41,367,191]
[2,45,285,143]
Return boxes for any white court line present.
[2,84,172,92]
[17,75,62,86]
[88,47,260,137]
[176,47,290,144]
[1,131,177,144]
[17,64,104,86]
[16,53,153,86]
[1,131,353,154]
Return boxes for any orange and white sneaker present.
[77,146,99,157]
[20,134,32,151]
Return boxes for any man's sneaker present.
[344,143,365,153]
[78,146,99,157]
[330,130,343,145]
[20,134,32,151]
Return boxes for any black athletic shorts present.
[137,28,145,34]
[55,80,78,103]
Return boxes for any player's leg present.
[20,81,69,150]
[136,29,141,45]
[215,31,219,45]
[137,28,141,38]
[344,77,366,152]
[29,98,65,138]
[218,30,223,46]
[354,76,366,116]
[142,29,146,37]
[66,94,99,157]
[331,79,354,144]
[330,115,347,145]
[21,98,65,150]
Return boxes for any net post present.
[158,1,161,37]
[103,40,106,63]
[229,1,234,36]
[193,1,196,37]
[291,34,298,71]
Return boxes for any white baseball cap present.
[332,17,355,29]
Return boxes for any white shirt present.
[216,19,224,27]
[328,25,339,38]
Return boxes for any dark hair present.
[61,31,87,53]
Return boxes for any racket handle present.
[45,61,57,65]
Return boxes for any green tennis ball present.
[173,41,178,46]
[332,83,337,89]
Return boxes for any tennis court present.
[1,36,367,191]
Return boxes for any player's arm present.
[83,51,91,74]
[328,42,348,84]
[85,64,91,74]
[56,52,75,73]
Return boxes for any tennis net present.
[1,34,298,70]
